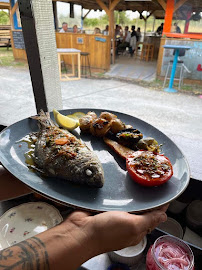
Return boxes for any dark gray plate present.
[0,109,190,213]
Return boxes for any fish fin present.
[31,110,56,128]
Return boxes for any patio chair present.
[140,43,154,61]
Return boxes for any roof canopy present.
[0,0,10,9]
[54,0,202,13]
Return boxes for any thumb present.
[133,210,167,235]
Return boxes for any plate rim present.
[0,201,63,224]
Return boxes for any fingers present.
[68,211,91,220]
[155,203,169,212]
[130,209,167,236]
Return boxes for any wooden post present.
[70,3,74,18]
[184,10,191,34]
[163,0,175,34]
[144,19,147,34]
[109,8,115,64]
[152,15,156,32]
[95,0,121,65]
[18,0,62,113]
[52,1,58,31]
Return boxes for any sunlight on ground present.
[0,47,27,67]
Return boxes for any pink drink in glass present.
[146,235,194,270]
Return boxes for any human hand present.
[65,205,168,257]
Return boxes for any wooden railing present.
[56,32,111,70]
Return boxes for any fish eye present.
[85,169,93,176]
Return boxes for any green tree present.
[114,11,130,26]
[98,11,130,26]
[83,18,99,28]
[0,11,9,25]
[99,14,109,25]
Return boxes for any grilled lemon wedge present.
[53,109,79,131]
[66,112,86,120]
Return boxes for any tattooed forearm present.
[0,237,50,270]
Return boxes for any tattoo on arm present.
[0,237,50,270]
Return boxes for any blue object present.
[163,45,192,50]
[163,45,192,93]
[107,263,130,270]
[95,37,106,43]
[11,0,22,30]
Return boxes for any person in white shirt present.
[124,26,131,43]
[102,25,109,36]
[59,22,68,33]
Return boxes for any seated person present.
[174,22,181,33]
[73,25,78,33]
[116,26,131,55]
[94,27,101,34]
[102,25,109,35]
[129,25,137,57]
[60,22,68,33]
[156,23,164,35]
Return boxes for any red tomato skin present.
[126,151,173,187]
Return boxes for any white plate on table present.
[0,202,63,250]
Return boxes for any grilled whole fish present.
[32,110,105,188]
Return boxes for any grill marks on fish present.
[32,110,105,188]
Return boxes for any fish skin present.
[32,110,105,188]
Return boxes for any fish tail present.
[32,110,55,128]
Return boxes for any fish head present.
[81,163,105,188]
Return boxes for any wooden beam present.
[156,0,166,11]
[83,10,91,20]
[174,0,189,12]
[95,0,109,15]
[164,32,202,39]
[163,0,174,33]
[11,1,18,16]
[140,12,146,21]
[109,0,121,11]
[146,10,154,19]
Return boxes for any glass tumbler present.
[146,235,194,270]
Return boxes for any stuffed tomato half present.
[126,151,173,187]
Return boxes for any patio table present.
[163,45,192,93]
[57,48,81,81]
